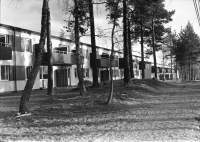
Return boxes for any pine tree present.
[18,0,48,114]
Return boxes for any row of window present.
[0,34,32,52]
[1,65,32,81]
[0,34,93,61]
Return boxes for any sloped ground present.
[1,79,200,142]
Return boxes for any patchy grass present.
[1,79,199,142]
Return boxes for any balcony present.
[41,50,77,66]
[96,57,118,68]
[0,43,12,60]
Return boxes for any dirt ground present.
[1,79,200,142]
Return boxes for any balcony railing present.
[0,42,12,60]
[96,57,118,68]
[41,50,83,66]
[41,50,75,66]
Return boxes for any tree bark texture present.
[107,13,116,104]
[47,1,54,95]
[140,20,145,79]
[88,0,99,87]
[152,18,157,79]
[107,0,120,104]
[19,0,48,114]
[128,19,134,78]
[75,0,86,96]
[123,0,131,85]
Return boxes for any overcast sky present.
[1,0,200,47]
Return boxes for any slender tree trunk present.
[19,0,48,114]
[170,54,172,80]
[75,0,86,95]
[107,0,120,105]
[123,0,131,85]
[162,50,165,81]
[176,62,178,81]
[189,55,191,80]
[152,18,157,79]
[107,15,116,105]
[184,65,186,81]
[140,20,145,79]
[128,19,134,78]
[47,0,54,96]
[107,56,114,104]
[88,0,99,87]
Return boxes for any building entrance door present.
[56,69,68,87]
[100,70,109,82]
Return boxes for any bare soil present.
[0,79,200,142]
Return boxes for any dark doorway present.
[56,69,68,87]
[100,70,109,82]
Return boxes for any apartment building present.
[0,24,125,92]
[0,23,175,93]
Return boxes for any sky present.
[1,0,200,49]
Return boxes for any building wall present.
[0,24,177,93]
[0,26,41,93]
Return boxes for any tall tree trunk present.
[75,0,86,95]
[152,18,157,79]
[189,55,191,80]
[184,65,186,81]
[123,0,131,85]
[47,0,54,96]
[170,55,173,80]
[140,20,145,79]
[88,0,99,87]
[107,0,120,105]
[107,55,114,104]
[128,20,134,78]
[162,49,165,81]
[19,0,48,114]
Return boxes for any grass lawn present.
[1,79,198,142]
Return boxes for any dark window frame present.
[1,65,9,81]
[25,66,33,80]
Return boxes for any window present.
[82,68,89,78]
[96,51,99,58]
[75,68,77,78]
[86,49,89,59]
[43,66,48,79]
[40,67,42,79]
[40,66,48,79]
[25,66,32,80]
[24,38,32,52]
[86,68,89,78]
[0,35,9,47]
[1,66,9,81]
